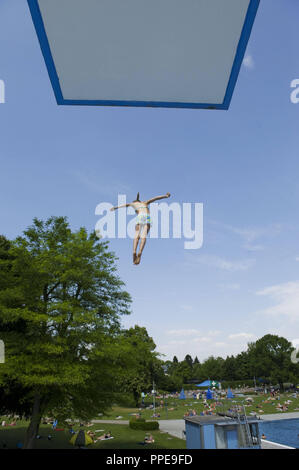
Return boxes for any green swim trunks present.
[136,214,152,225]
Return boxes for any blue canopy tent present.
[227,388,234,399]
[196,380,220,389]
[196,380,211,387]
[179,389,186,400]
[206,388,213,400]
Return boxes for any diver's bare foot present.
[133,253,137,264]
[136,253,142,265]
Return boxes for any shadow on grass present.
[0,425,74,450]
[0,423,186,450]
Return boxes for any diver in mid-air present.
[111,192,171,265]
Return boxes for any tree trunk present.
[24,393,42,449]
[133,390,139,408]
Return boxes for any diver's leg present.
[136,224,150,264]
[133,224,141,264]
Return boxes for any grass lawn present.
[1,392,298,449]
[0,421,186,450]
[97,393,299,421]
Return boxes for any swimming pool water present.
[259,419,299,448]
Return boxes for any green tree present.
[0,235,34,417]
[118,326,161,406]
[223,356,237,381]
[161,358,184,391]
[184,354,193,369]
[234,352,251,381]
[177,360,193,383]
[201,356,225,380]
[192,360,204,382]
[247,334,297,387]
[0,217,131,448]
[166,357,180,376]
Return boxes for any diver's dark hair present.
[133,192,140,202]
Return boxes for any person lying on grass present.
[95,431,113,441]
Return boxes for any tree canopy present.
[158,335,299,389]
[0,217,131,447]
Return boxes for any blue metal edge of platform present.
[27,0,260,110]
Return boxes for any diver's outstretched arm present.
[110,203,131,211]
[146,193,171,205]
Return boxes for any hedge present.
[129,420,159,431]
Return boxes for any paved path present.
[261,439,295,449]
[259,411,299,421]
[92,419,129,425]
[92,411,299,427]
[158,420,185,439]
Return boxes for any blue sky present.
[1,0,299,361]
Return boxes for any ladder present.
[235,405,254,448]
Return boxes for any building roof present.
[184,415,260,426]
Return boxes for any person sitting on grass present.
[68,425,76,435]
[137,433,155,445]
[144,434,155,444]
